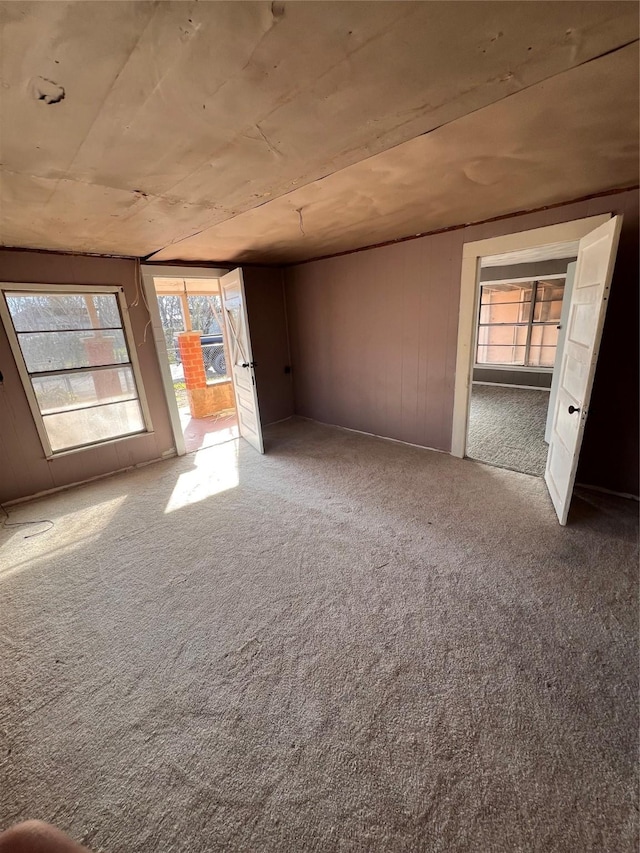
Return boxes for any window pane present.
[527,345,557,368]
[479,305,531,325]
[533,280,564,322]
[530,324,559,348]
[7,293,121,331]
[479,283,532,324]
[18,330,128,372]
[32,367,138,415]
[535,281,565,302]
[477,320,528,364]
[533,300,562,322]
[3,287,148,455]
[43,400,145,452]
[481,283,533,303]
[477,323,528,359]
[476,344,527,365]
[187,295,222,335]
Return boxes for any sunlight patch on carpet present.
[164,440,240,513]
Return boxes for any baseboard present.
[575,482,639,502]
[265,414,294,427]
[472,381,551,392]
[297,415,447,455]
[2,451,178,508]
[295,418,639,501]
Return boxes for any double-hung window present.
[0,284,151,456]
[475,278,565,369]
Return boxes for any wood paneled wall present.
[285,188,639,496]
[1,189,635,502]
[243,266,294,427]
[286,230,463,451]
[0,251,176,504]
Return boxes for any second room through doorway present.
[466,242,578,477]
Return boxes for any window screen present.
[4,290,147,453]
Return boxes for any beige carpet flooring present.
[0,418,637,852]
[467,384,550,477]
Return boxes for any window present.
[0,284,150,455]
[476,279,564,368]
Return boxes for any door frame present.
[220,268,264,454]
[450,215,611,459]
[141,264,229,457]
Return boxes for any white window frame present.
[473,274,567,372]
[0,282,153,458]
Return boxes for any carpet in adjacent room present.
[467,383,551,477]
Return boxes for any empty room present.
[0,3,638,852]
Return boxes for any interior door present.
[220,268,264,453]
[544,216,622,524]
[545,260,576,444]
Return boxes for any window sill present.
[45,429,154,460]
[473,364,553,373]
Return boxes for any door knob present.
[568,405,580,414]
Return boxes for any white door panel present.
[544,216,622,524]
[545,262,575,444]
[562,350,589,402]
[570,301,599,344]
[220,268,264,454]
[554,388,580,449]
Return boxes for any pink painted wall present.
[243,266,294,427]
[285,188,639,496]
[0,250,176,503]
[286,229,463,451]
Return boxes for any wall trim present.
[0,245,138,261]
[297,415,447,455]
[141,264,229,279]
[2,452,176,508]
[265,415,294,427]
[473,382,551,392]
[575,482,639,502]
[140,266,187,456]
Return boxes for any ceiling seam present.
[155,4,422,201]
[40,4,160,209]
[147,37,639,261]
[4,182,635,267]
[284,184,639,268]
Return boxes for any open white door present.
[545,216,622,524]
[220,268,264,454]
[545,261,576,444]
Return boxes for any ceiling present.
[0,1,638,264]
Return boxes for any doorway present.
[142,267,239,454]
[451,214,622,524]
[466,245,577,477]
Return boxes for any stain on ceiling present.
[0,1,638,263]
